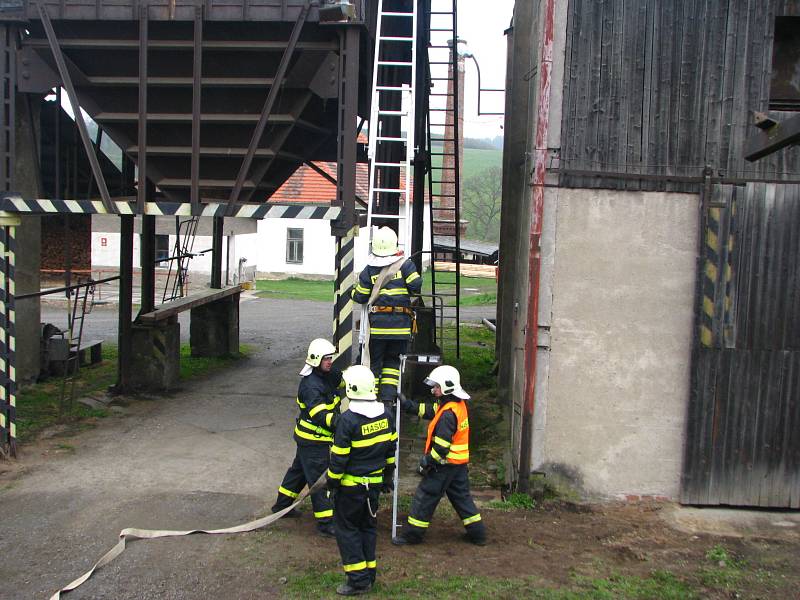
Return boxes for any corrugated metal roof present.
[433,235,498,257]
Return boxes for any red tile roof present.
[268,161,423,205]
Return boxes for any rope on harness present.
[49,476,328,599]
[360,256,407,369]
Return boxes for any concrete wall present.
[14,98,42,383]
[537,188,698,499]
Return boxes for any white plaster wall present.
[542,189,698,499]
[93,211,432,280]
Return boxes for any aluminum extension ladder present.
[358,0,419,359]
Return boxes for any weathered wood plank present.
[138,285,242,322]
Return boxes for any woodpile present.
[40,215,91,271]
[434,262,497,279]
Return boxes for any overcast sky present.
[456,0,516,139]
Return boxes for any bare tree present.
[462,166,502,242]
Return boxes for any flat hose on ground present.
[49,476,327,599]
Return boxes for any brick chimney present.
[433,40,468,238]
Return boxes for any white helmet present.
[371,226,399,257]
[424,365,470,400]
[299,338,336,376]
[343,365,377,401]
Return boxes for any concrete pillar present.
[130,319,180,391]
[190,295,239,357]
[14,96,42,384]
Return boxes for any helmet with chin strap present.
[424,365,470,400]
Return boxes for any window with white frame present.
[286,228,304,264]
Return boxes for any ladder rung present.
[382,11,414,17]
[376,85,413,92]
[430,93,454,96]
[380,36,414,42]
[429,108,455,111]
[371,214,405,220]
[378,61,414,66]
[373,187,405,193]
[374,162,405,167]
[429,44,452,48]
[376,136,407,142]
[378,110,409,116]
[429,12,454,15]
[428,61,452,65]
[429,28,452,32]
[430,77,452,81]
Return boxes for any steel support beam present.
[140,207,156,314]
[745,112,800,161]
[36,4,115,214]
[225,0,312,216]
[191,6,203,214]
[211,216,223,288]
[137,7,148,214]
[117,215,134,391]
[331,25,360,368]
[411,0,430,271]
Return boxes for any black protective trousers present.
[404,463,485,542]
[272,443,333,525]
[368,338,408,402]
[333,485,381,589]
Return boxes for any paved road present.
[41,294,497,357]
[4,294,495,599]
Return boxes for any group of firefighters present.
[270,227,486,596]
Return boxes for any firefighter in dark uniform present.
[327,365,398,596]
[392,365,487,546]
[352,226,422,403]
[271,338,342,537]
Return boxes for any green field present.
[429,146,502,193]
[256,271,496,305]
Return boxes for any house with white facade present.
[91,161,430,284]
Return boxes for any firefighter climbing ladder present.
[426,0,462,357]
[358,0,418,358]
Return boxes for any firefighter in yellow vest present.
[327,365,398,595]
[392,365,486,546]
[271,338,342,537]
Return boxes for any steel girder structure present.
[0,1,371,453]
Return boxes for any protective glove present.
[398,392,414,414]
[381,466,396,493]
[417,454,434,476]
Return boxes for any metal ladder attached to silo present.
[426,0,462,357]
[358,0,419,359]
[163,216,200,302]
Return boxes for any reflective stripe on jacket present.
[293,369,343,445]
[327,407,398,485]
[424,400,469,464]
[351,259,422,339]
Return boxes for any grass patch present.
[285,568,696,599]
[16,345,118,442]
[697,544,747,592]
[255,277,334,302]
[488,492,536,511]
[178,343,253,380]
[422,270,497,306]
[16,343,251,442]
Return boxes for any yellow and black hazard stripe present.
[700,206,722,347]
[0,195,342,221]
[332,226,357,367]
[0,225,16,456]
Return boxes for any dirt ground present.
[2,298,799,599]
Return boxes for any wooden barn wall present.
[682,183,800,507]
[559,0,800,191]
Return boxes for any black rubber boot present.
[391,534,421,546]
[336,582,372,596]
[317,522,336,538]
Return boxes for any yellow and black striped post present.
[700,205,722,348]
[333,226,357,368]
[0,225,16,456]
